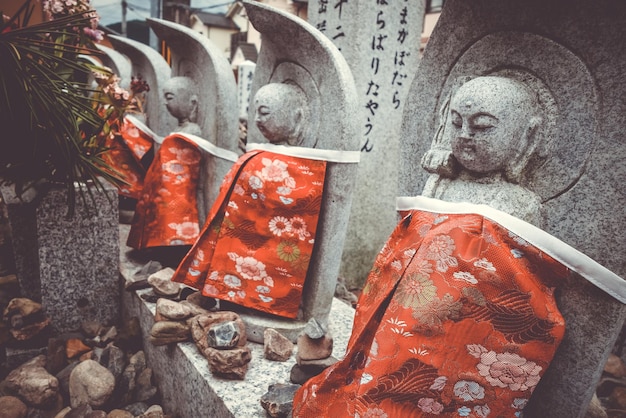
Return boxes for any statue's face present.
[163,78,196,121]
[447,77,534,174]
[254,85,300,144]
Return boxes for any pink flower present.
[476,351,542,391]
[417,398,444,414]
[168,221,199,240]
[235,256,269,281]
[260,158,289,182]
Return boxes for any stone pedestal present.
[1,181,120,334]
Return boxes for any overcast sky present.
[91,0,230,27]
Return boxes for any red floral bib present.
[127,133,202,249]
[171,148,327,319]
[294,204,569,417]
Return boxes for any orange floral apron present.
[293,196,626,417]
[101,116,155,199]
[126,133,205,249]
[171,144,358,319]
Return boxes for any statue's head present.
[253,82,310,146]
[431,76,543,183]
[422,76,542,183]
[163,76,199,124]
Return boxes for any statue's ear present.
[506,115,543,183]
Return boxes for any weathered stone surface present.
[260,383,301,418]
[3,355,59,408]
[69,359,115,408]
[148,321,190,346]
[296,333,333,361]
[97,344,126,384]
[0,395,28,418]
[147,269,180,298]
[264,328,294,362]
[154,298,192,321]
[205,346,252,380]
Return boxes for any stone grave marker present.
[307,0,425,289]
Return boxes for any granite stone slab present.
[119,225,356,418]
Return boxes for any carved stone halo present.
[268,61,322,148]
[437,31,598,202]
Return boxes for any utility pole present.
[121,0,127,36]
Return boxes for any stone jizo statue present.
[163,76,203,137]
[421,76,544,226]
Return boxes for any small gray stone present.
[147,269,180,297]
[155,298,192,321]
[260,383,301,418]
[303,318,326,339]
[207,321,240,350]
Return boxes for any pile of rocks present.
[0,295,169,418]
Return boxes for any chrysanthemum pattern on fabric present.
[293,210,568,417]
[172,150,326,319]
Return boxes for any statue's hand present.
[421,148,459,177]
